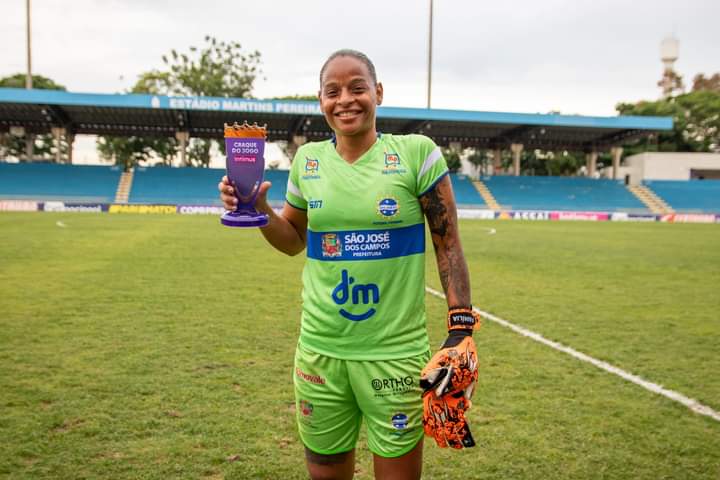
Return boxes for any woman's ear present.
[376,82,384,105]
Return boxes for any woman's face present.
[318,55,383,139]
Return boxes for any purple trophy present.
[221,121,269,227]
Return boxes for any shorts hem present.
[301,440,356,457]
[368,433,424,459]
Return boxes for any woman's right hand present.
[218,176,273,213]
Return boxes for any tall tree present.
[692,73,720,93]
[617,89,720,154]
[442,147,462,172]
[98,36,262,169]
[0,74,67,162]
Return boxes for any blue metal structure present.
[0,88,672,150]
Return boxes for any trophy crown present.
[224,121,267,139]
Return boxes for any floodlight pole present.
[25,0,35,162]
[426,0,433,109]
[26,0,32,89]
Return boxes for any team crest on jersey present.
[321,233,342,257]
[303,157,321,179]
[383,152,407,175]
[377,196,400,219]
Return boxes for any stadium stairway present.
[627,184,674,214]
[472,180,501,211]
[114,169,134,204]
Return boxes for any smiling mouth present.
[335,111,361,118]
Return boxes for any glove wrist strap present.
[447,307,481,332]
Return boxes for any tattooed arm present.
[419,175,472,308]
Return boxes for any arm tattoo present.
[421,186,449,238]
[421,177,472,308]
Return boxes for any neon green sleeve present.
[285,148,308,210]
[412,135,449,196]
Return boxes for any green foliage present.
[0,73,66,91]
[692,73,720,93]
[272,94,318,101]
[617,90,720,154]
[161,36,262,98]
[0,74,67,162]
[1,214,719,478]
[98,36,263,169]
[442,147,462,172]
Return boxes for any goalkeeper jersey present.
[286,134,449,361]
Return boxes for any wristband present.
[447,307,482,332]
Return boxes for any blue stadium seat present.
[449,174,487,208]
[0,162,122,202]
[129,166,288,206]
[483,175,648,212]
[644,180,720,213]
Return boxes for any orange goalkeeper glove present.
[422,389,476,448]
[420,307,481,449]
[420,308,481,398]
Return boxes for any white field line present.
[425,286,720,423]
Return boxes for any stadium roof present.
[0,88,673,151]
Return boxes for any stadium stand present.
[129,166,288,205]
[449,174,487,208]
[0,163,122,203]
[483,175,648,212]
[644,179,720,213]
[4,162,720,214]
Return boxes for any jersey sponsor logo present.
[308,199,323,209]
[303,157,321,179]
[331,269,379,321]
[321,233,342,258]
[377,197,399,219]
[306,224,425,261]
[383,151,407,175]
[385,152,400,167]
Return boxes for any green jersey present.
[286,134,448,360]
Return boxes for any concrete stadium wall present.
[622,152,720,183]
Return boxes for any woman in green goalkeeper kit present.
[219,49,480,480]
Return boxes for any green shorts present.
[293,343,430,458]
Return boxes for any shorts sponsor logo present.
[391,413,414,436]
[391,413,408,430]
[298,399,314,425]
[332,269,379,321]
[295,367,326,385]
[371,376,414,398]
[321,233,342,258]
[299,400,314,416]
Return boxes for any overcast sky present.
[2,0,719,117]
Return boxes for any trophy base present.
[221,210,269,228]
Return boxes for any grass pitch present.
[1,213,719,479]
